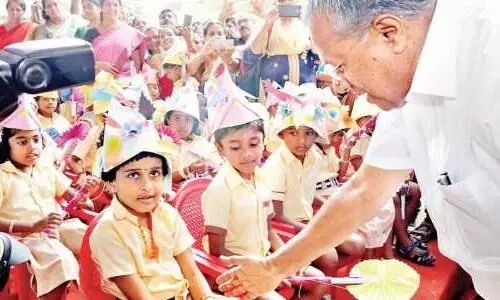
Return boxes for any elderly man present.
[216,0,500,299]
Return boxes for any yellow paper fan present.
[346,259,420,300]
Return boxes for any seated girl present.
[201,82,326,300]
[161,88,221,184]
[0,98,88,299]
[89,100,222,300]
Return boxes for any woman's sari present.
[240,19,319,102]
[89,24,147,77]
[0,21,35,49]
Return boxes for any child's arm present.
[111,275,155,300]
[176,248,216,300]
[268,223,285,252]
[0,214,62,235]
[272,200,307,232]
[205,229,238,257]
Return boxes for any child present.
[35,91,71,136]
[346,95,381,170]
[89,100,220,300]
[263,98,365,281]
[162,49,199,93]
[0,97,88,299]
[202,66,326,299]
[162,88,221,184]
[340,97,396,259]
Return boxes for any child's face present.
[280,126,317,160]
[147,83,161,100]
[167,111,195,140]
[113,156,165,214]
[356,116,372,128]
[163,65,182,82]
[217,126,264,179]
[8,130,43,168]
[37,96,58,117]
[328,129,348,147]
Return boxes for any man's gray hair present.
[307,0,436,36]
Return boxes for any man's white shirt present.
[365,0,500,298]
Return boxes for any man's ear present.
[370,14,408,54]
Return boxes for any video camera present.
[0,38,95,120]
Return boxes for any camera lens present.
[17,60,50,92]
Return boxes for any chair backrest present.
[79,213,114,300]
[174,178,212,249]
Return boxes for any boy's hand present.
[32,213,62,238]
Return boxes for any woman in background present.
[84,0,146,77]
[0,0,36,49]
[31,0,84,40]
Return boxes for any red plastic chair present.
[79,213,115,300]
[174,178,213,250]
[6,263,37,300]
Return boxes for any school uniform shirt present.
[202,163,274,257]
[351,134,371,158]
[90,198,194,300]
[0,160,82,297]
[315,146,341,197]
[263,144,330,222]
[72,126,101,174]
[364,0,500,297]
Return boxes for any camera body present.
[0,38,95,120]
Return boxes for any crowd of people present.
[0,0,438,299]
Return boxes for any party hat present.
[102,100,177,173]
[35,90,59,99]
[351,94,381,121]
[0,95,41,130]
[92,71,125,114]
[265,82,328,143]
[205,63,267,134]
[162,48,185,66]
[164,87,201,122]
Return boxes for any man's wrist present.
[265,253,294,279]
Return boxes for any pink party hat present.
[205,63,267,134]
[0,95,41,130]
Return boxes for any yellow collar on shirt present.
[111,196,163,225]
[280,144,321,169]
[223,163,262,191]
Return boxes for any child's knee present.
[345,233,366,258]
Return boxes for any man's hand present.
[217,256,285,298]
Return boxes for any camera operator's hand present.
[96,61,119,76]
[31,213,62,239]
[178,26,192,41]
[264,9,279,28]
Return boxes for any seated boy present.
[89,100,220,300]
[263,101,365,281]
[202,77,326,300]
